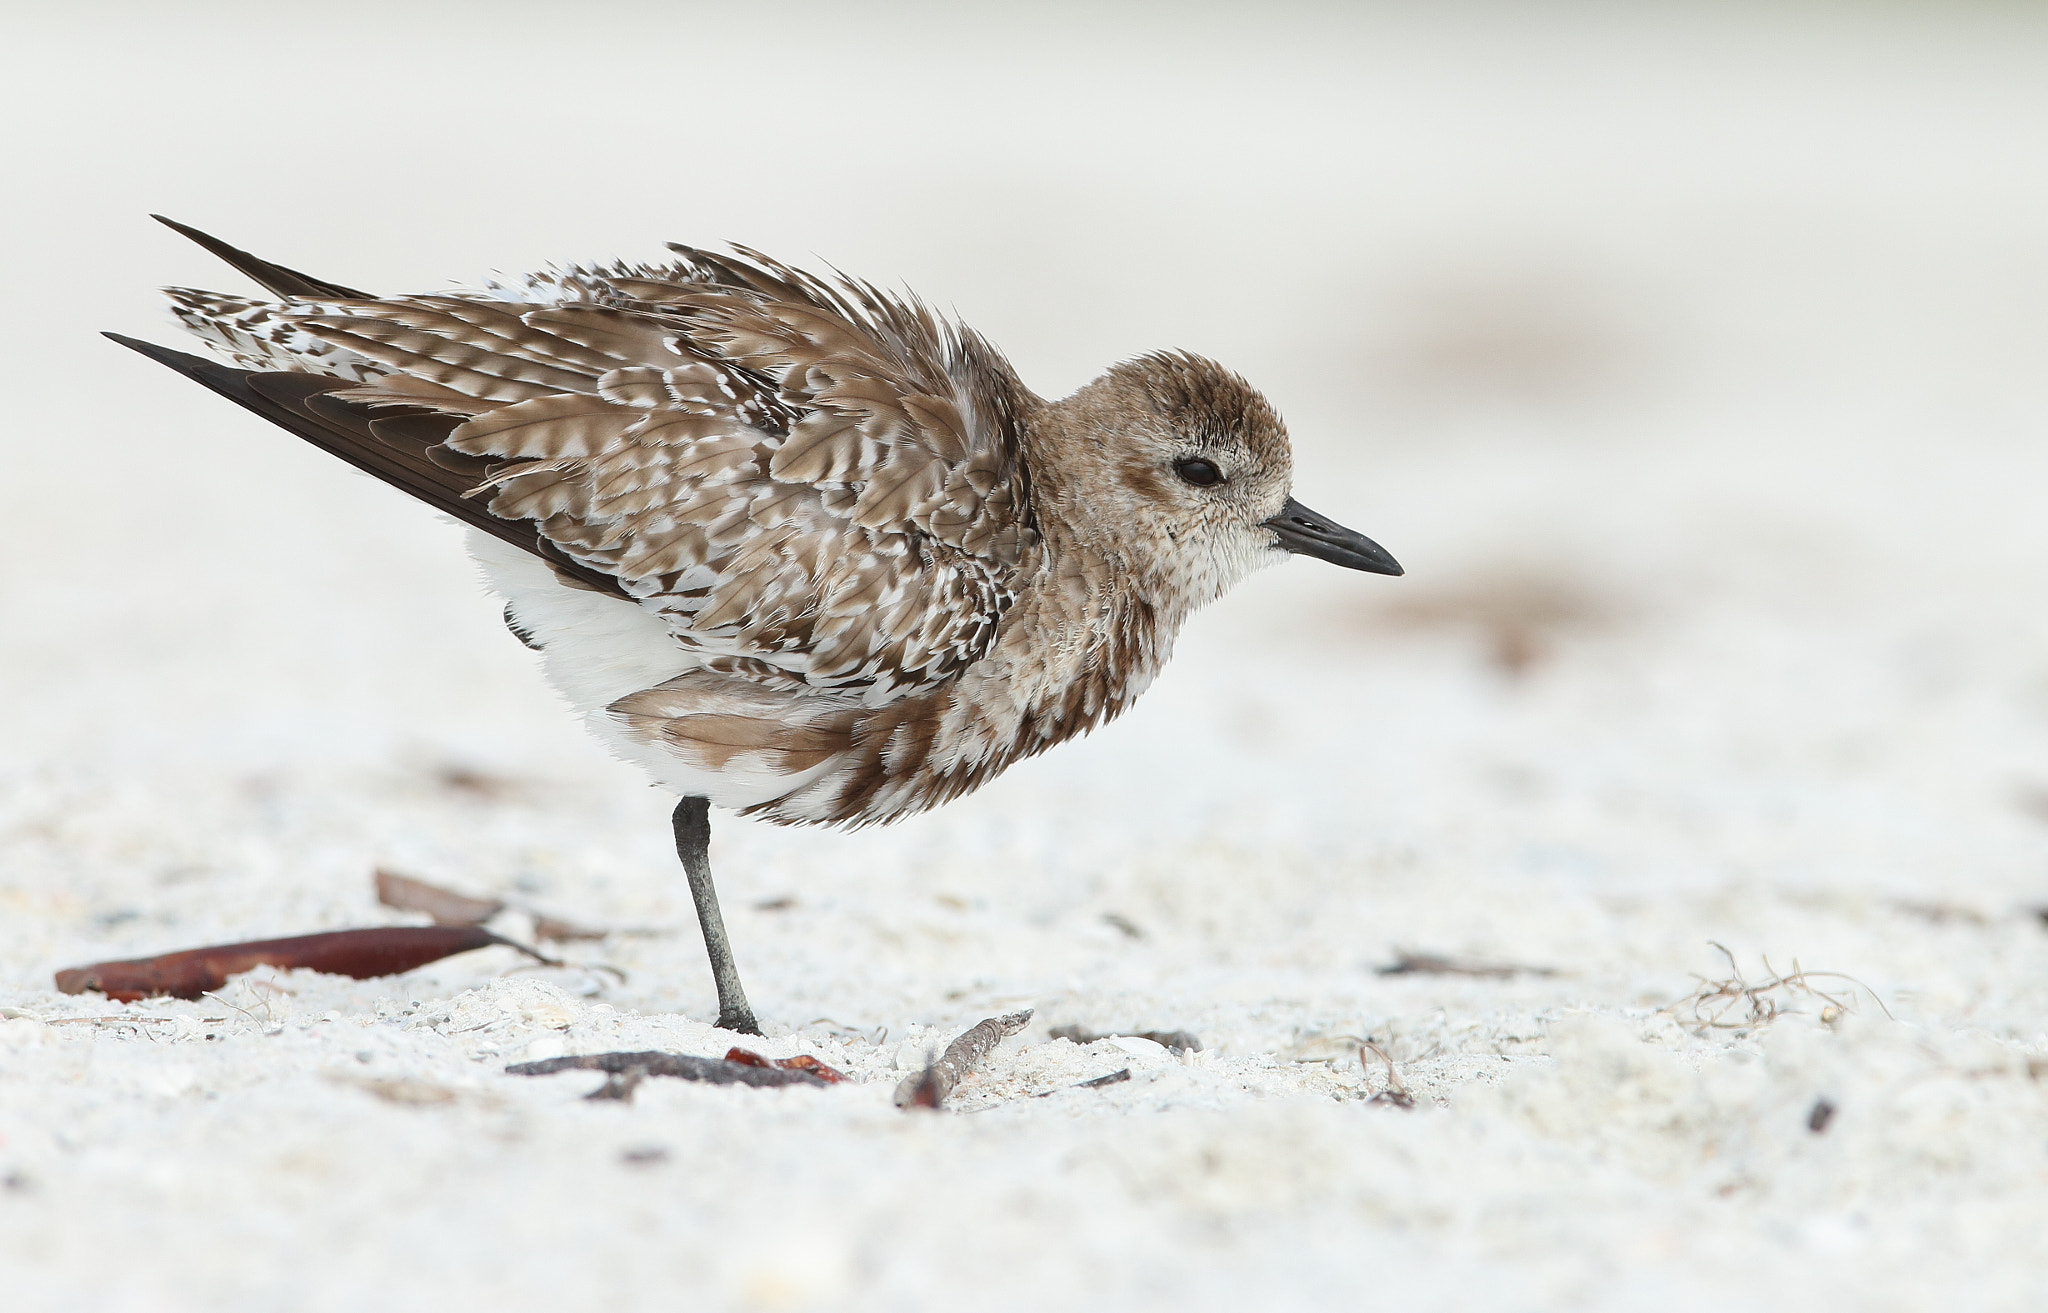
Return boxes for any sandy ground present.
[6,3,2048,1309]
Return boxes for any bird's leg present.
[671,796,761,1035]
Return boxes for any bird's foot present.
[717,1006,762,1036]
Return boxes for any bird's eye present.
[1174,458,1224,487]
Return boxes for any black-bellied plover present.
[108,217,1402,1034]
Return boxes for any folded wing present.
[138,228,1041,706]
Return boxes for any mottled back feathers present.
[128,223,1311,827]
[166,244,1039,707]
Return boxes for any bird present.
[107,216,1402,1035]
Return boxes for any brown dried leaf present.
[55,926,550,1001]
[722,1047,847,1083]
[531,915,609,943]
[374,869,505,926]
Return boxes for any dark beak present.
[1264,498,1403,576]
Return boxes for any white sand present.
[6,4,2048,1309]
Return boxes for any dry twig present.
[1360,1042,1415,1108]
[894,1010,1033,1110]
[1032,1067,1132,1098]
[1669,942,1892,1032]
[506,1050,833,1101]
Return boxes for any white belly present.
[466,531,832,808]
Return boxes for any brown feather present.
[117,230,1314,830]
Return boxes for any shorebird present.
[109,217,1402,1034]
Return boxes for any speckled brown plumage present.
[114,219,1401,834]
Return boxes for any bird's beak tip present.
[1264,497,1402,577]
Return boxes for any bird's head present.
[1032,351,1400,612]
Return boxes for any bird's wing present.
[143,232,1038,703]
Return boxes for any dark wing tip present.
[149,213,208,241]
[147,214,373,301]
[104,330,206,371]
[102,330,631,601]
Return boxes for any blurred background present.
[8,5,2048,1307]
[5,0,2048,988]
